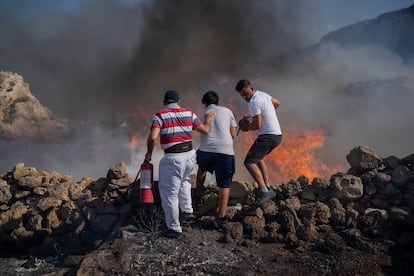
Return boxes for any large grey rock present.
[392,165,414,187]
[16,176,42,190]
[301,185,316,201]
[107,162,128,180]
[0,180,12,204]
[346,145,382,172]
[373,172,392,188]
[327,198,346,226]
[383,156,401,170]
[0,203,28,233]
[401,153,414,166]
[195,194,219,216]
[310,177,330,200]
[330,173,363,202]
[230,180,250,199]
[12,163,39,179]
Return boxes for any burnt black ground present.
[1,223,412,276]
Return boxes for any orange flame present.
[236,127,345,184]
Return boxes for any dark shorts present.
[244,134,282,164]
[196,150,235,188]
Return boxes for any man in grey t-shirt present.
[196,91,237,228]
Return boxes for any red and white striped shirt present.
[151,104,202,150]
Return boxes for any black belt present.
[164,142,193,153]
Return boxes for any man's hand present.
[238,116,252,132]
[197,109,217,134]
[205,109,217,121]
[144,152,152,162]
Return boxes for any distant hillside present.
[318,4,414,62]
[340,76,414,97]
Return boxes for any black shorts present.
[196,150,235,188]
[244,134,282,164]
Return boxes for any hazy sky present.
[1,0,413,42]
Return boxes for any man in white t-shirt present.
[196,91,237,228]
[235,79,283,206]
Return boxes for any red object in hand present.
[140,161,154,204]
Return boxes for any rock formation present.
[0,71,68,140]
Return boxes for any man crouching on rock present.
[145,90,216,238]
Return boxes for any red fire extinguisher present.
[139,160,155,204]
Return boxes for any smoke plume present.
[0,0,413,181]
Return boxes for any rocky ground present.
[1,146,414,275]
[0,203,413,276]
[0,219,410,276]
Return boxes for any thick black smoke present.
[1,0,413,180]
[0,0,312,122]
[0,0,314,179]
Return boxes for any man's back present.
[153,104,201,150]
[248,90,282,136]
[199,104,237,155]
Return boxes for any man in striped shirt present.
[145,90,215,238]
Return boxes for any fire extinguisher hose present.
[133,168,141,183]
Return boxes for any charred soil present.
[0,216,412,276]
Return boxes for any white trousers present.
[159,150,195,232]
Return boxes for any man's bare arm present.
[145,127,160,162]
[230,127,237,138]
[272,97,281,109]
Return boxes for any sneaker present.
[161,228,182,239]
[181,212,196,222]
[214,216,229,229]
[256,188,276,206]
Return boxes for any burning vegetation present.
[236,126,345,183]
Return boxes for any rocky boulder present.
[0,71,68,140]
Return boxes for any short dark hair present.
[202,90,219,106]
[235,79,251,92]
